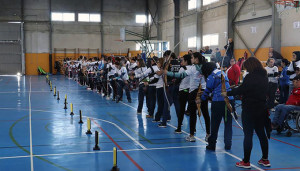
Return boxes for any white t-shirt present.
[287,60,300,79]
[118,66,129,81]
[107,63,116,76]
[148,65,160,86]
[179,66,191,91]
[185,65,206,92]
[135,67,147,84]
[156,76,164,88]
[265,66,279,83]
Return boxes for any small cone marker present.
[86,118,92,134]
[54,86,56,96]
[93,131,100,150]
[70,103,74,115]
[57,91,60,100]
[111,147,119,171]
[64,94,68,109]
[78,110,83,124]
[50,81,53,91]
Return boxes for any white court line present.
[0,90,88,94]
[29,77,34,171]
[0,145,205,160]
[119,101,264,171]
[90,117,147,150]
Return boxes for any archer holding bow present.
[164,52,210,142]
[199,62,234,151]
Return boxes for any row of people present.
[62,52,273,169]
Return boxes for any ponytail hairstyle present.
[163,50,171,58]
[183,54,192,65]
[293,51,300,61]
[281,58,290,66]
[193,52,206,65]
[201,62,217,79]
[137,58,146,68]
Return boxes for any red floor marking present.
[249,166,300,171]
[232,125,300,149]
[91,119,144,171]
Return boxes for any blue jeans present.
[272,104,300,126]
[162,85,180,125]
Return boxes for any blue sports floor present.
[0,75,300,171]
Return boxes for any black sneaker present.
[174,128,182,134]
[146,114,153,118]
[158,123,167,128]
[206,145,216,151]
[128,99,132,103]
[225,146,231,150]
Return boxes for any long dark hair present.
[193,52,206,65]
[293,51,300,61]
[243,57,264,73]
[202,62,217,79]
[183,54,192,65]
[137,58,145,68]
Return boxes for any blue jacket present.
[201,69,234,101]
[279,66,290,86]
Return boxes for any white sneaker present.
[185,135,196,142]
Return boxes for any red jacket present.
[286,87,300,106]
[227,64,241,86]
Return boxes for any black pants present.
[177,90,189,129]
[146,86,156,116]
[154,87,164,121]
[208,101,232,148]
[117,80,131,101]
[137,83,147,113]
[242,110,269,163]
[188,89,211,135]
[267,82,278,109]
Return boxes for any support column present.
[49,0,53,74]
[173,0,180,55]
[100,0,104,56]
[227,0,234,40]
[196,0,203,51]
[21,0,25,75]
[271,2,281,52]
[157,1,162,40]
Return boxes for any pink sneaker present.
[258,159,271,167]
[236,161,251,169]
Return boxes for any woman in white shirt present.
[134,59,148,114]
[116,60,132,103]
[265,58,279,110]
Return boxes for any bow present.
[221,73,243,129]
[196,85,205,132]
[163,54,172,111]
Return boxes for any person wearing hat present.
[272,74,300,130]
